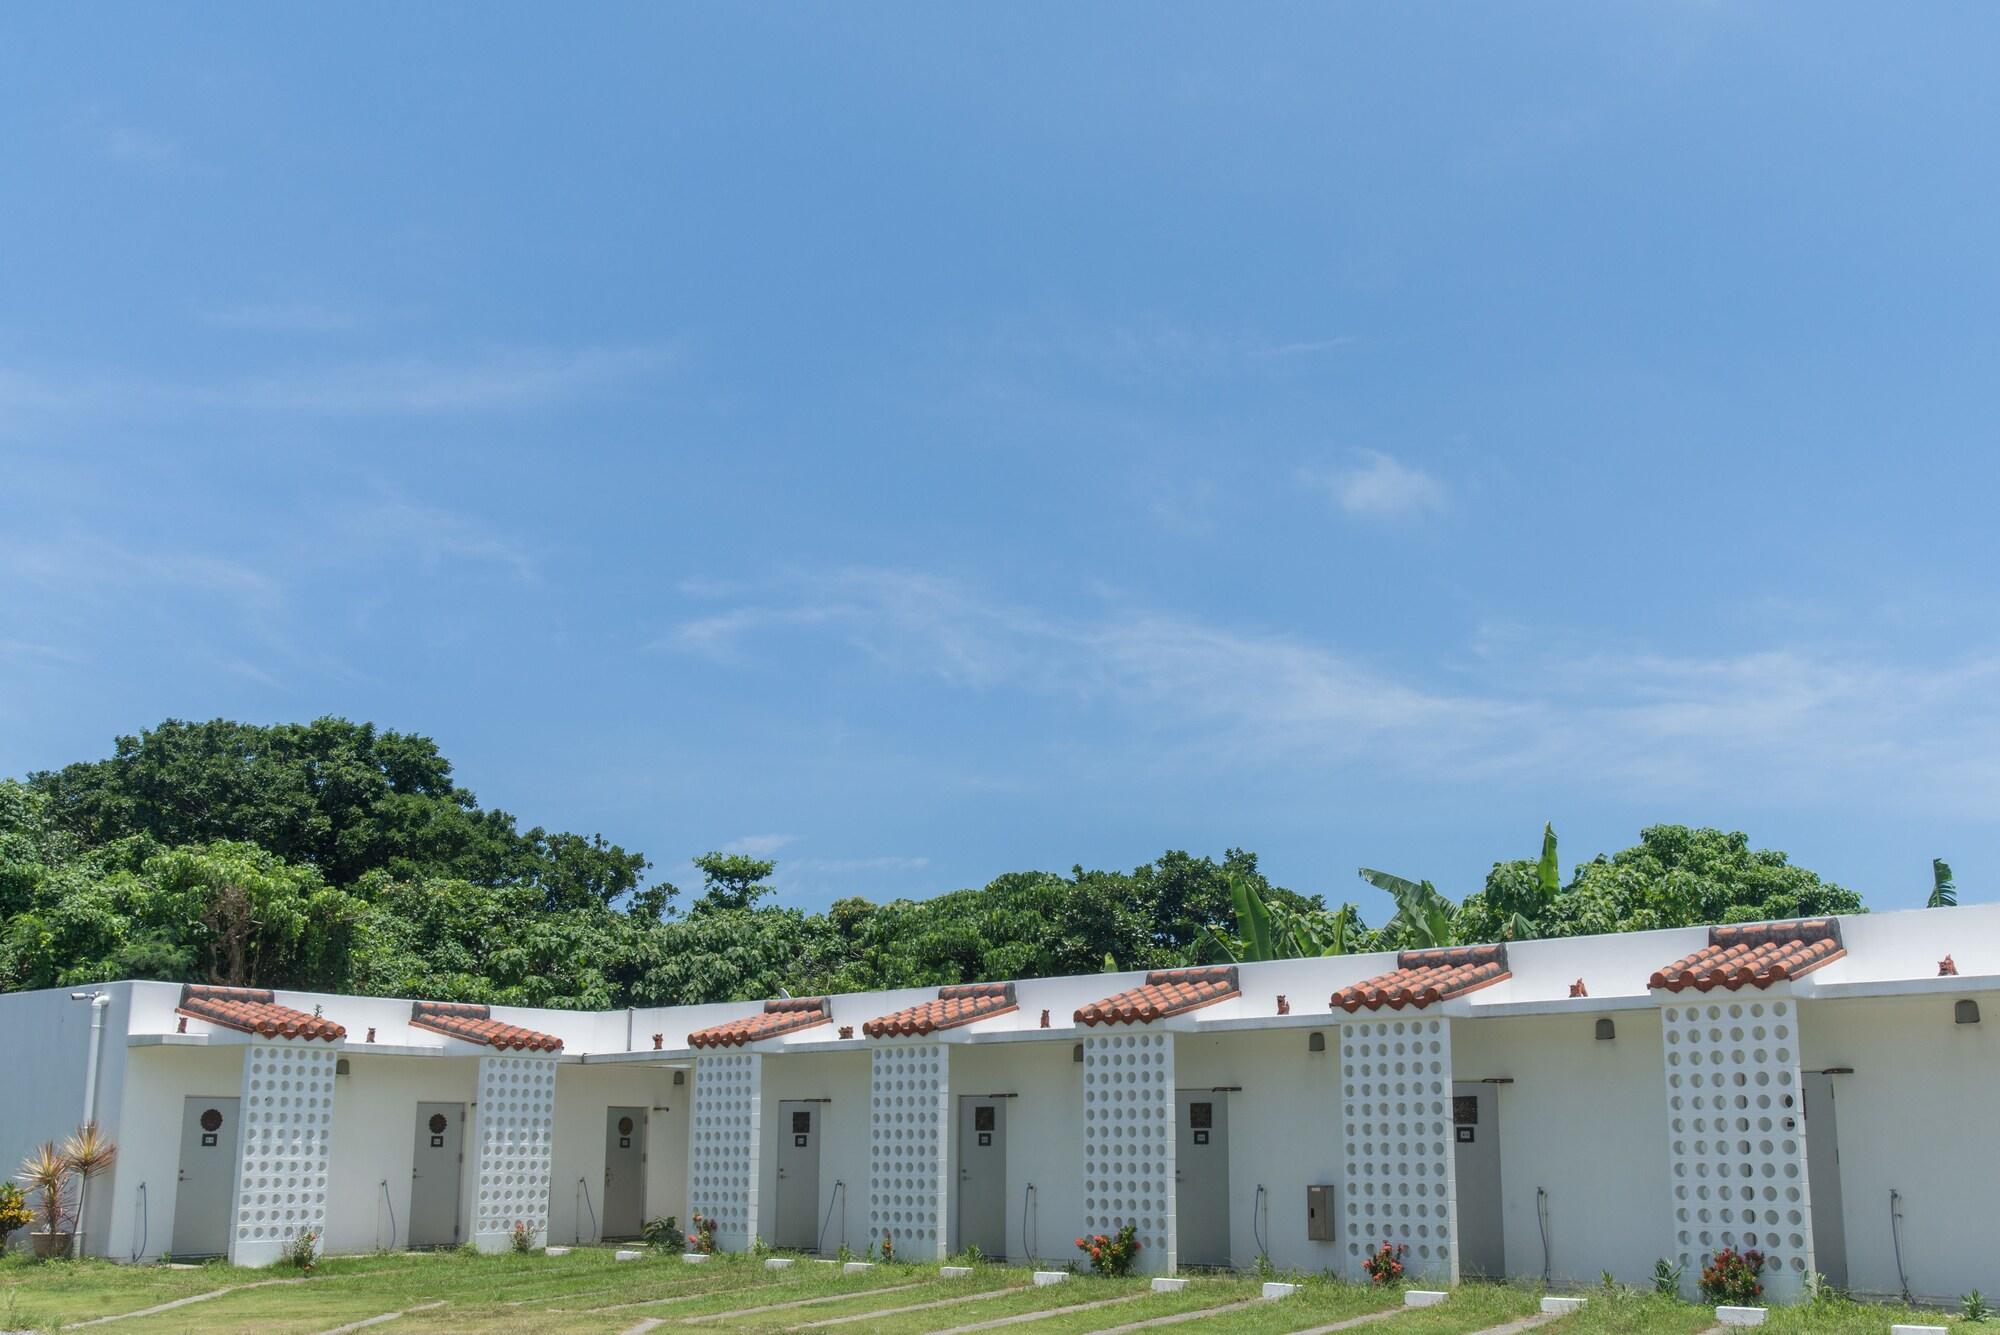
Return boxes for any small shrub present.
[954,1244,983,1265]
[1698,1247,1764,1306]
[510,1220,537,1254]
[684,1212,716,1254]
[1362,1241,1407,1286]
[284,1229,319,1272]
[835,1242,856,1264]
[1074,1223,1140,1277]
[1965,1289,1992,1322]
[750,1235,771,1259]
[1651,1257,1684,1296]
[643,1216,680,1251]
[0,1183,31,1248]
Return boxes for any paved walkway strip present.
[792,1283,1030,1328]
[1462,1315,1558,1335]
[1089,1296,1271,1332]
[929,1291,1151,1334]
[1282,1308,1405,1335]
[311,1300,447,1335]
[678,1282,927,1323]
[581,1277,795,1314]
[69,1278,307,1328]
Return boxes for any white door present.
[172,1096,239,1258]
[1451,1083,1504,1279]
[603,1107,647,1240]
[1175,1090,1230,1268]
[1802,1073,1848,1290]
[957,1097,1007,1258]
[775,1101,821,1251]
[410,1102,465,1248]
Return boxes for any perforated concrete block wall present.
[690,1051,762,1249]
[1339,1017,1456,1283]
[473,1055,558,1248]
[229,1043,337,1266]
[1663,998,1813,1301]
[1082,1031,1175,1274]
[869,1043,948,1259]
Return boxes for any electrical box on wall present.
[1306,1184,1335,1240]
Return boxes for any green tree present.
[690,852,777,912]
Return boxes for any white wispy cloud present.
[1301,451,1447,520]
[721,833,797,859]
[661,566,2000,818]
[196,302,377,334]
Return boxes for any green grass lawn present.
[0,1250,1978,1335]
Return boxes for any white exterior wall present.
[947,1041,1087,1266]
[547,1062,685,1245]
[323,1052,478,1255]
[1451,1011,1672,1288]
[758,1051,869,1255]
[101,1042,243,1262]
[1175,1027,1344,1276]
[1801,992,2000,1303]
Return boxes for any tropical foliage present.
[0,717,1875,1008]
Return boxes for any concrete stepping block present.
[1149,1278,1188,1293]
[615,1249,643,1261]
[940,1266,974,1277]
[1541,1296,1585,1313]
[765,1257,795,1269]
[680,1253,709,1264]
[1716,1307,1766,1326]
[1260,1282,1298,1298]
[1405,1290,1448,1307]
[1033,1271,1070,1285]
[544,1246,572,1256]
[842,1261,874,1274]
[1891,1327,1949,1335]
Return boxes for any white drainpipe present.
[73,992,111,1256]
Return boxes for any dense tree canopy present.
[0,716,1875,1009]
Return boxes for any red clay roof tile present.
[1074,966,1240,1027]
[1649,919,1845,993]
[862,983,1017,1038]
[687,997,833,1049]
[177,985,346,1042]
[1331,944,1511,1013]
[409,1001,563,1052]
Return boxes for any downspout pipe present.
[71,991,112,1256]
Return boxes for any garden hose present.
[1537,1188,1551,1284]
[576,1177,597,1244]
[1023,1183,1037,1263]
[1253,1184,1268,1265]
[379,1180,397,1252]
[1891,1189,1911,1304]
[817,1180,844,1257]
[130,1182,147,1262]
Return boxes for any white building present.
[2,904,1994,1303]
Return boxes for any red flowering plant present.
[1362,1241,1407,1286]
[685,1211,718,1254]
[1075,1223,1141,1277]
[880,1230,895,1263]
[1699,1247,1765,1306]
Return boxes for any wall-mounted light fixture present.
[1956,999,1981,1025]
[673,1069,686,1085]
[1595,1018,1616,1041]
[335,1057,352,1076]
[1073,1042,1085,1063]
[1308,1031,1326,1053]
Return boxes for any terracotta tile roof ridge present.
[1331,942,1511,1014]
[863,981,1019,1038]
[1074,965,1241,1027]
[409,999,564,1052]
[687,996,834,1049]
[177,983,346,1043]
[1649,917,1847,993]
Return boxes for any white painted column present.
[869,1042,948,1260]
[1082,1031,1175,1275]
[1338,1017,1456,1285]
[227,1043,338,1267]
[469,1054,559,1252]
[1662,997,1814,1302]
[689,1051,762,1251]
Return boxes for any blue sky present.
[3,5,1997,917]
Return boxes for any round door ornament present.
[199,1108,223,1133]
[618,1116,635,1136]
[429,1113,448,1134]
